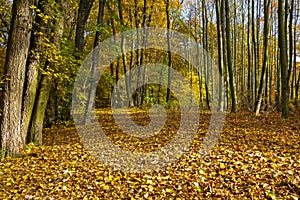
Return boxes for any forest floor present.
[0,110,299,199]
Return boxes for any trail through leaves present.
[0,111,299,199]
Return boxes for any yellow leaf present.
[241,165,247,170]
[108,175,114,182]
[103,185,110,190]
[219,170,226,175]
[146,179,153,185]
[166,188,173,193]
[210,172,217,176]
[220,163,226,169]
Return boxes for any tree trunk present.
[247,0,253,108]
[220,0,228,110]
[255,0,261,99]
[28,74,52,144]
[84,0,105,124]
[28,0,65,143]
[255,0,271,115]
[240,0,245,102]
[21,0,47,145]
[288,0,294,83]
[165,0,172,104]
[216,0,224,112]
[295,72,300,111]
[140,0,148,105]
[1,0,36,157]
[118,0,132,107]
[275,49,281,111]
[251,0,257,103]
[202,0,210,110]
[224,0,236,113]
[278,0,289,118]
[75,0,95,54]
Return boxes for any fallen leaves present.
[0,111,299,199]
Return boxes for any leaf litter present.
[0,109,299,199]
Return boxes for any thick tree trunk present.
[1,0,35,157]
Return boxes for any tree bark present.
[220,0,228,109]
[278,0,289,118]
[84,0,105,124]
[75,0,95,53]
[21,0,46,145]
[247,0,253,107]
[28,74,52,144]
[118,0,132,107]
[224,0,236,113]
[1,0,36,157]
[255,0,271,114]
[165,0,172,104]
[28,0,65,143]
[216,0,224,112]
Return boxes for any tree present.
[21,0,48,144]
[278,0,289,118]
[75,0,95,54]
[84,0,106,124]
[255,0,271,114]
[224,0,236,113]
[247,0,253,107]
[1,0,36,157]
[29,0,67,143]
[216,0,224,111]
[165,0,172,104]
